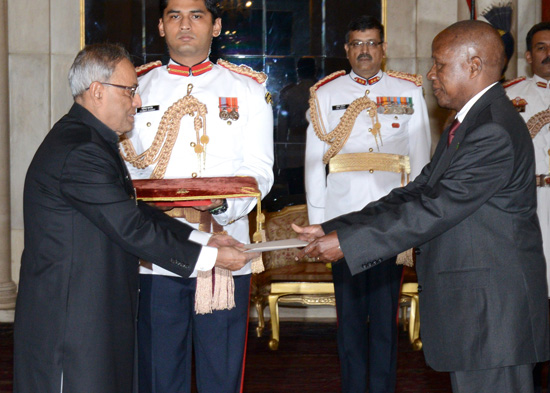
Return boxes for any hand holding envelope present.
[241,223,345,264]
[292,223,345,263]
[208,234,261,271]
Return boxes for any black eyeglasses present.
[87,82,139,98]
[348,40,384,49]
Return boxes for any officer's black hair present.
[345,15,384,43]
[526,22,550,52]
[159,0,220,22]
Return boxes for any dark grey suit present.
[14,103,204,393]
[323,84,549,376]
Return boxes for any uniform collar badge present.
[219,97,239,121]
[353,74,381,86]
[167,61,213,77]
[536,81,549,89]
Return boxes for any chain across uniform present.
[309,72,381,164]
[121,84,208,179]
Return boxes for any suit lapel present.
[426,84,505,189]
[91,129,136,196]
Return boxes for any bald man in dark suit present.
[294,20,550,393]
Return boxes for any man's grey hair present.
[68,43,131,98]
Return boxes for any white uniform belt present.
[328,152,411,187]
[536,174,550,187]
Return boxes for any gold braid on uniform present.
[386,70,422,86]
[120,84,208,179]
[217,59,267,84]
[526,108,550,140]
[309,72,381,164]
[527,108,550,175]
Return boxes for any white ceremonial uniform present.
[305,69,431,393]
[505,74,550,291]
[123,59,273,393]
[306,70,431,225]
[126,59,274,277]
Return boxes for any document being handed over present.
[244,238,309,253]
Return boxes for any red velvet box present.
[132,176,261,207]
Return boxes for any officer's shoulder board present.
[386,70,422,87]
[217,59,267,84]
[502,76,527,89]
[312,70,346,91]
[136,61,162,77]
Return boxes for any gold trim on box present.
[137,192,261,202]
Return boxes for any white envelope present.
[244,238,309,252]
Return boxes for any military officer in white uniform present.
[305,15,431,393]
[120,1,273,392]
[504,21,550,393]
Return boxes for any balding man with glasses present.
[304,15,431,393]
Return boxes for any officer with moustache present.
[120,0,274,392]
[304,15,431,393]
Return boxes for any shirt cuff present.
[189,230,216,271]
[189,230,212,245]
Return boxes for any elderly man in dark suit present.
[294,20,550,393]
[13,43,257,393]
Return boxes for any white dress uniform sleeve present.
[407,87,432,179]
[305,107,329,225]
[212,82,274,226]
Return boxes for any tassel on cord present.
[250,227,266,273]
[212,267,236,310]
[195,270,213,314]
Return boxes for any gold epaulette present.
[386,70,422,87]
[312,70,346,91]
[502,76,526,89]
[136,61,162,77]
[217,59,267,84]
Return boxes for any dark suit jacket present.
[323,84,550,371]
[14,104,204,393]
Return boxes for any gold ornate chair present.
[399,266,422,350]
[251,204,335,350]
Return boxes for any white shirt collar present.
[455,82,498,123]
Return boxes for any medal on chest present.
[219,97,239,123]
[376,96,414,115]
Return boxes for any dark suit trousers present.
[138,274,251,393]
[332,257,402,393]
[450,364,535,393]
